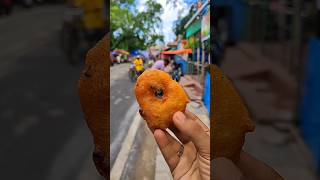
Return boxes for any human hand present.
[152,110,210,180]
[212,151,284,180]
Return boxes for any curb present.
[111,112,142,179]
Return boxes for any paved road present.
[0,4,150,179]
[0,4,101,180]
[110,64,157,180]
[110,63,138,168]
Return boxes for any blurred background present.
[0,0,106,179]
[214,0,320,179]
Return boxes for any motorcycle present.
[128,57,144,82]
[128,64,138,82]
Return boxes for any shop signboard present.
[201,8,210,42]
[186,19,201,39]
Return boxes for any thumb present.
[173,111,210,160]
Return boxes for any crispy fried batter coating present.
[78,34,109,178]
[212,65,255,161]
[135,69,189,130]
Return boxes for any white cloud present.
[157,0,189,43]
[137,3,145,12]
[136,0,190,44]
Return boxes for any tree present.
[110,0,164,51]
[172,4,197,37]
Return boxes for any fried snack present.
[135,69,189,130]
[78,34,109,178]
[212,65,255,161]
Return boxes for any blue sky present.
[135,0,195,44]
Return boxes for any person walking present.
[151,55,165,70]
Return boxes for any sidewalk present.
[221,43,318,180]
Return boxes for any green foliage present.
[172,5,197,38]
[110,0,164,51]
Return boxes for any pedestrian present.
[151,55,165,70]
[116,54,121,64]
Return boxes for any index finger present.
[185,110,210,135]
[169,110,210,144]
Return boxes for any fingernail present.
[174,111,185,124]
[154,129,162,137]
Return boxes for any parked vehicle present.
[128,64,137,82]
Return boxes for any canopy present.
[139,50,149,59]
[114,49,129,55]
[130,49,149,58]
[161,49,192,55]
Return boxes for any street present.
[0,3,168,179]
[0,4,101,180]
[110,63,138,168]
[110,63,158,179]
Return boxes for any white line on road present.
[110,110,142,180]
[114,98,123,105]
[14,116,38,137]
[124,95,131,99]
[110,102,138,163]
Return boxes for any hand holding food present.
[154,111,210,180]
[135,69,189,130]
[135,69,209,179]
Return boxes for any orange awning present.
[161,49,192,55]
[114,49,129,55]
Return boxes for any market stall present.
[184,0,210,112]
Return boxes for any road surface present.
[0,4,102,180]
[110,64,157,180]
[110,63,138,168]
[0,4,155,179]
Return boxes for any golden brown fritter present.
[212,65,255,161]
[135,69,189,130]
[78,34,109,178]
